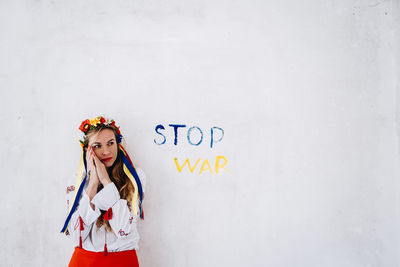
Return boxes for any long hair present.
[83,124,135,232]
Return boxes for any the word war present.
[174,155,231,174]
[154,124,231,174]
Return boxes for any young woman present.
[61,116,146,267]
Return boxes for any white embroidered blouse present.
[65,168,146,252]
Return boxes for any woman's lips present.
[102,157,112,162]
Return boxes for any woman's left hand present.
[93,154,112,186]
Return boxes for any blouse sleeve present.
[65,174,101,243]
[90,167,146,239]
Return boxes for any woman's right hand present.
[85,146,100,201]
[85,146,98,179]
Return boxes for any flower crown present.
[78,116,122,147]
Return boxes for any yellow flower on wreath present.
[90,117,101,126]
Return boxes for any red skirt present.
[69,247,139,267]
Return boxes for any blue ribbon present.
[121,152,144,218]
[60,150,88,233]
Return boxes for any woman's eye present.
[93,145,100,148]
[109,142,114,146]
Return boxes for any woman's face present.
[88,128,118,168]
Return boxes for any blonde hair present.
[83,124,135,232]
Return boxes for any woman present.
[61,116,146,267]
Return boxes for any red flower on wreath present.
[79,119,91,133]
[99,116,106,124]
[110,120,121,134]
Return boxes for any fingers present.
[85,146,100,182]
[86,146,91,161]
[92,153,104,167]
[87,146,95,161]
[88,147,104,167]
[86,146,97,170]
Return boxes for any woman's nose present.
[102,147,111,155]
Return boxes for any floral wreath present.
[78,116,122,147]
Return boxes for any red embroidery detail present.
[103,208,113,221]
[66,185,75,194]
[104,243,108,256]
[118,229,129,236]
[129,216,133,224]
[78,216,84,248]
[74,218,80,230]
[79,216,84,231]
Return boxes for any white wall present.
[0,1,399,266]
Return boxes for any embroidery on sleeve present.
[118,229,129,236]
[74,217,83,230]
[66,185,75,194]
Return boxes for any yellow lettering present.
[174,157,201,173]
[215,155,231,174]
[199,159,213,174]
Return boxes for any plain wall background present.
[0,0,399,266]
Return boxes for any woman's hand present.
[86,146,100,184]
[85,146,100,203]
[92,152,112,187]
